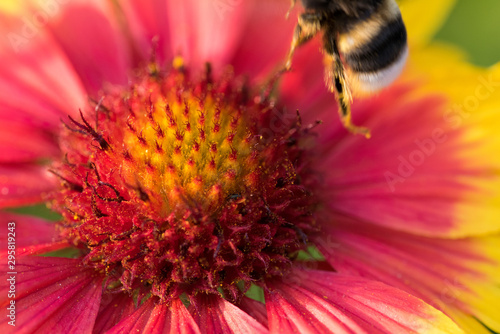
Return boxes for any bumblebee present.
[285,0,408,137]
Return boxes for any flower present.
[1,0,499,333]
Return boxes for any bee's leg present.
[324,34,371,138]
[285,12,322,71]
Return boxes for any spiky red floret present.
[47,65,320,302]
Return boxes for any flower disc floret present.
[47,65,319,302]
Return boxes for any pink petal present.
[237,297,269,328]
[0,165,56,209]
[107,297,200,334]
[0,119,59,163]
[159,299,201,334]
[0,22,87,128]
[47,0,131,96]
[265,269,462,334]
[179,0,248,69]
[120,0,251,72]
[278,39,329,122]
[314,216,499,332]
[117,0,172,62]
[0,212,68,256]
[310,82,474,236]
[230,0,296,79]
[120,0,294,78]
[191,294,269,334]
[104,297,153,334]
[0,257,102,334]
[93,292,136,334]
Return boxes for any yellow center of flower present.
[121,88,255,215]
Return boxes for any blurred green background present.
[435,0,500,67]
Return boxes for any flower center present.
[47,63,320,302]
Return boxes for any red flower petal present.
[278,39,329,124]
[0,27,87,163]
[314,216,500,333]
[191,294,268,334]
[0,27,87,131]
[237,296,269,329]
[311,82,472,236]
[230,0,296,80]
[93,292,136,334]
[107,297,200,334]
[0,212,67,256]
[120,0,294,78]
[0,165,56,209]
[120,0,251,73]
[117,0,173,62]
[172,0,247,70]
[0,257,102,334]
[47,0,131,96]
[265,269,463,333]
[0,119,59,163]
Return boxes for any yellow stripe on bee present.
[337,0,401,55]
